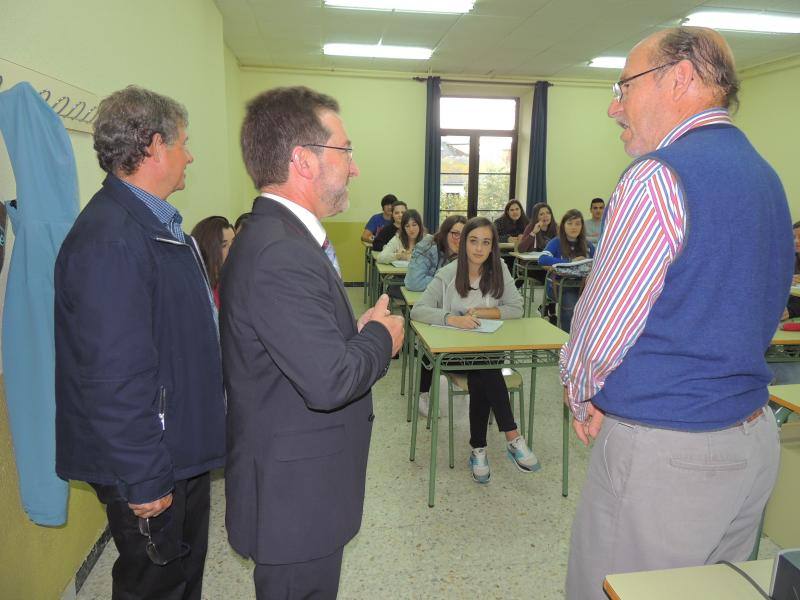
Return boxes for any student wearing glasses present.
[406,215,467,406]
[411,217,539,483]
[404,214,466,292]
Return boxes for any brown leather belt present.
[741,407,764,425]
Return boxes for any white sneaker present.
[507,436,541,473]
[469,447,491,484]
[418,392,430,417]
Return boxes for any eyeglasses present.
[612,61,679,102]
[138,516,190,566]
[302,144,354,161]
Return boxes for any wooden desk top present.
[790,285,800,298]
[410,317,568,354]
[375,263,407,275]
[499,242,515,250]
[772,327,800,346]
[768,384,800,413]
[400,287,423,307]
[604,559,772,600]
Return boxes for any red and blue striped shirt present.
[559,108,732,421]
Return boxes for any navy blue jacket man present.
[55,87,225,600]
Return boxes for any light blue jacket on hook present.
[0,82,78,526]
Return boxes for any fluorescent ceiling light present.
[323,43,432,60]
[324,0,475,14]
[684,10,800,34]
[588,56,626,69]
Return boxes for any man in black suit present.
[220,86,404,599]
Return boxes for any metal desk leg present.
[562,403,570,497]
[428,357,442,508]
[363,247,370,303]
[409,345,422,460]
[406,329,418,423]
[527,365,537,448]
[400,305,409,396]
[448,377,455,470]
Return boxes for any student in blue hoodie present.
[538,209,595,332]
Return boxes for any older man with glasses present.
[559,27,793,599]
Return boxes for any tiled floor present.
[75,288,781,599]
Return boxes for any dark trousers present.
[91,472,211,600]
[466,369,517,448]
[254,546,344,600]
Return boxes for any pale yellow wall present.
[1,0,234,229]
[547,83,631,219]
[735,58,800,219]
[224,45,250,217]
[0,1,231,597]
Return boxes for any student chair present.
[444,368,525,469]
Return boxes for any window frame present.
[438,95,520,222]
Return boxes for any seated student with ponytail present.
[411,217,539,483]
[538,209,595,332]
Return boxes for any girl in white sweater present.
[376,209,426,264]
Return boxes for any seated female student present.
[411,217,539,483]
[518,202,556,252]
[406,214,467,402]
[376,209,426,264]
[538,209,595,333]
[493,199,529,244]
[377,209,427,301]
[190,215,236,309]
[405,214,466,292]
[372,200,407,251]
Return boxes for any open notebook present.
[431,319,504,334]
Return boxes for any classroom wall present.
[1,0,235,228]
[0,1,232,597]
[224,45,249,218]
[546,83,631,216]
[735,57,800,219]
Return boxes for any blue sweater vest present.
[593,124,793,431]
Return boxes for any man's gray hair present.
[241,86,339,189]
[93,86,188,175]
[653,27,739,111]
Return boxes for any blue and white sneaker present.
[507,436,541,472]
[469,447,491,484]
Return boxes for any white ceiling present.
[216,0,800,79]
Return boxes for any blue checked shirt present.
[121,180,186,242]
[121,179,219,331]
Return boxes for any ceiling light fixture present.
[324,0,475,14]
[683,10,800,34]
[588,56,626,69]
[323,43,433,60]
